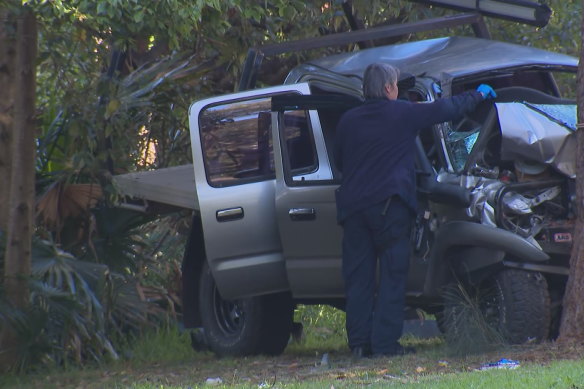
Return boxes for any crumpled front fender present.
[423,221,549,296]
[433,221,549,263]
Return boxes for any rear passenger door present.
[272,96,348,299]
[188,84,311,300]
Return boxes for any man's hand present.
[477,84,497,100]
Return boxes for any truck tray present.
[114,164,198,210]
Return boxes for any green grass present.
[277,360,584,389]
[2,307,584,389]
[98,359,584,389]
[411,360,584,388]
[125,325,196,364]
[288,304,347,353]
[37,358,580,389]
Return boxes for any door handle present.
[289,208,316,221]
[216,207,244,222]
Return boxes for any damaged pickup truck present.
[114,14,578,356]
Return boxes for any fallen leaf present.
[415,366,426,373]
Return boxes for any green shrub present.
[441,283,505,356]
[124,325,195,364]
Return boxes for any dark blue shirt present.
[335,91,483,221]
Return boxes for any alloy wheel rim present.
[212,287,245,336]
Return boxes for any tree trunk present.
[557,3,584,344]
[0,5,36,371]
[4,2,36,308]
[0,6,16,231]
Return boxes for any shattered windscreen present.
[445,124,481,172]
[525,103,577,130]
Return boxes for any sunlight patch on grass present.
[287,304,348,355]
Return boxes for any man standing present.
[335,63,496,358]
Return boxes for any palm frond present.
[0,237,168,371]
[36,180,103,235]
[83,207,153,273]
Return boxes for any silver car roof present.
[292,36,577,80]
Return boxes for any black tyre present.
[259,292,294,355]
[434,310,447,334]
[481,269,550,344]
[198,263,293,357]
[440,269,550,345]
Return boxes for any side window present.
[199,98,273,187]
[276,91,359,184]
[281,110,318,180]
[317,108,345,181]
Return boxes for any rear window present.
[198,95,316,187]
[199,98,274,187]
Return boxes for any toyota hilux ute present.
[114,14,578,356]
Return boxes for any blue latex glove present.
[477,84,497,99]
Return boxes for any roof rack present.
[238,13,490,91]
[409,0,551,28]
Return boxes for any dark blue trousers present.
[342,197,412,355]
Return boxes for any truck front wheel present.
[441,269,551,344]
[481,269,550,343]
[198,263,293,357]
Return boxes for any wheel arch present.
[182,213,207,328]
[424,221,550,296]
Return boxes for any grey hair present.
[362,63,400,99]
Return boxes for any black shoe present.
[392,345,416,356]
[351,346,372,360]
[372,345,416,358]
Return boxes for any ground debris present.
[205,377,223,385]
[383,374,399,380]
[477,358,520,371]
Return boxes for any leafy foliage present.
[2,0,582,372]
[75,207,151,272]
[31,0,582,183]
[487,0,581,57]
[0,228,172,371]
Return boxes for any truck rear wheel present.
[198,263,293,357]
